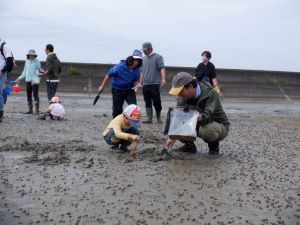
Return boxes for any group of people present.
[0,38,229,156]
[100,42,229,156]
[0,39,64,121]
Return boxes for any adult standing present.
[40,44,61,101]
[98,50,143,118]
[16,49,42,114]
[195,51,221,94]
[140,42,166,124]
[0,38,14,123]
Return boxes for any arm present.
[42,57,53,76]
[160,68,166,86]
[98,74,111,93]
[16,61,28,83]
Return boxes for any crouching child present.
[103,104,141,156]
[38,96,65,120]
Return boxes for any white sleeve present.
[3,44,13,58]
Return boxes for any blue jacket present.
[108,60,140,90]
[18,59,41,84]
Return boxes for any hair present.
[126,56,142,69]
[46,44,54,52]
[27,55,37,60]
[184,79,198,89]
[201,51,212,59]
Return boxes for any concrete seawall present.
[9,60,300,100]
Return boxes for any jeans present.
[26,82,39,105]
[112,88,137,118]
[142,84,162,112]
[103,127,139,146]
[47,82,58,101]
[0,72,7,111]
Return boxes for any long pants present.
[197,122,229,143]
[47,82,58,101]
[26,82,39,106]
[103,127,139,147]
[0,72,7,111]
[142,84,162,112]
[112,88,136,118]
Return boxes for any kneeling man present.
[165,72,230,155]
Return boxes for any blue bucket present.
[3,87,12,95]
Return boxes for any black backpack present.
[0,42,15,72]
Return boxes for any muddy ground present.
[1,94,300,225]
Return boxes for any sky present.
[1,0,300,72]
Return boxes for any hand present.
[15,79,20,84]
[130,135,140,142]
[165,138,175,150]
[161,78,166,86]
[98,86,104,93]
[213,85,221,95]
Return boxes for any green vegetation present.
[67,65,80,75]
[266,77,285,86]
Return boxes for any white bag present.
[168,107,200,141]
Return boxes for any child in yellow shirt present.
[103,104,141,153]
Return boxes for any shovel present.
[93,91,102,106]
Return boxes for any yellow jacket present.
[102,114,130,141]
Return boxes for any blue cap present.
[132,49,143,59]
[129,119,141,129]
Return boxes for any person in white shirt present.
[38,96,65,121]
[0,38,14,123]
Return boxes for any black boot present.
[174,141,197,153]
[0,111,3,123]
[156,110,162,124]
[143,107,153,124]
[208,141,220,155]
[33,102,40,115]
[23,104,33,114]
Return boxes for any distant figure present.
[40,44,61,101]
[0,38,14,123]
[16,49,42,114]
[38,96,65,121]
[140,42,166,124]
[195,51,221,95]
[97,49,142,118]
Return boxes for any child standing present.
[103,104,141,155]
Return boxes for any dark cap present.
[169,72,195,96]
[142,42,152,50]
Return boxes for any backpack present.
[0,42,16,72]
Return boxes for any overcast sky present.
[1,0,299,72]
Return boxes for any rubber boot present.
[156,110,162,124]
[23,104,33,114]
[0,111,3,123]
[142,107,153,124]
[208,141,220,155]
[33,102,40,115]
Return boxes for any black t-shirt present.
[195,61,216,86]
